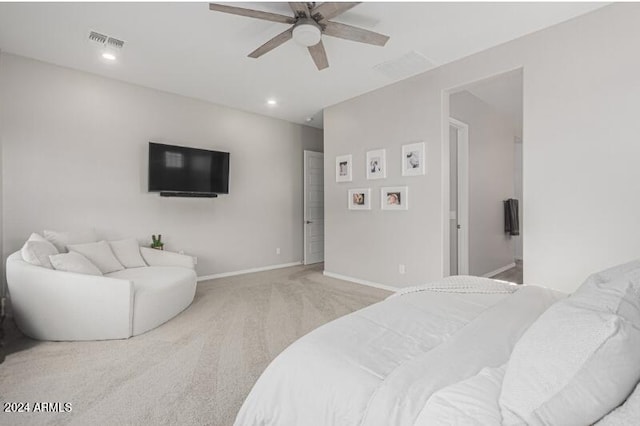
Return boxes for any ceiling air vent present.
[107,37,125,49]
[373,51,436,81]
[88,31,125,49]
[88,31,108,44]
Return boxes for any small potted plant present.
[151,234,164,250]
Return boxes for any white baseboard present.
[483,262,517,278]
[197,261,302,282]
[323,271,398,292]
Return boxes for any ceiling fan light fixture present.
[292,19,322,47]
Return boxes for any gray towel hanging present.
[504,199,520,236]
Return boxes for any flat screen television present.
[148,142,230,196]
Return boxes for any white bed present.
[236,271,640,426]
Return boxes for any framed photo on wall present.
[348,188,371,210]
[366,149,387,180]
[402,142,426,176]
[336,154,352,182]
[381,186,408,210]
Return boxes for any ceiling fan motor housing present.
[292,18,322,47]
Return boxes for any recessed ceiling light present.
[267,99,277,106]
[102,52,116,61]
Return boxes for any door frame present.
[303,150,324,265]
[449,118,469,275]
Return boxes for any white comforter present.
[235,276,564,426]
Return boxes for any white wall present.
[450,91,516,276]
[324,4,640,292]
[0,54,323,278]
[514,138,523,260]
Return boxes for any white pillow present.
[108,239,146,268]
[500,270,640,425]
[67,240,124,274]
[26,232,48,243]
[49,252,102,276]
[44,229,99,253]
[21,235,59,269]
[572,268,640,322]
[596,381,640,425]
[584,259,640,285]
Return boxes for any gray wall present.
[450,91,516,277]
[0,54,323,278]
[324,4,640,292]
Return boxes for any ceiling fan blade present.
[308,41,329,70]
[209,3,295,25]
[289,2,310,18]
[248,28,294,58]
[311,2,360,22]
[323,21,389,46]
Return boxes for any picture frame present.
[381,186,408,210]
[336,154,352,182]
[402,142,426,176]
[348,188,371,210]
[366,149,387,180]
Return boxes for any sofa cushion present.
[109,238,147,268]
[44,229,99,253]
[49,252,103,276]
[21,234,59,268]
[106,266,197,336]
[68,240,125,274]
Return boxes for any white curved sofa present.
[6,247,197,341]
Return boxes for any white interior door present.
[304,151,324,265]
[449,118,469,275]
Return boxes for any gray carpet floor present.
[0,264,390,426]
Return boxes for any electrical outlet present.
[276,248,281,255]
[399,264,406,274]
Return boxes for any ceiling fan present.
[208,2,390,70]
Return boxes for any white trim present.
[441,93,450,277]
[448,117,470,275]
[197,262,302,282]
[483,262,517,278]
[323,271,398,292]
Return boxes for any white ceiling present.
[0,2,606,129]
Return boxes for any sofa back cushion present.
[67,240,124,274]
[49,252,103,276]
[44,229,98,253]
[21,233,59,269]
[109,239,146,268]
